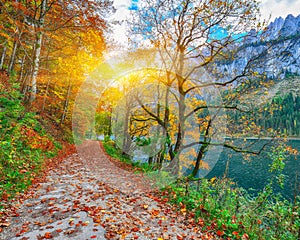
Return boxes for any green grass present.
[163,177,300,239]
[102,140,160,173]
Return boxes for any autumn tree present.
[0,0,113,109]
[127,0,271,177]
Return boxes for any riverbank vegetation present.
[103,138,300,239]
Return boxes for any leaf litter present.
[0,141,218,239]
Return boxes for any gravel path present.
[0,141,216,240]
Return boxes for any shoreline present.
[224,136,300,141]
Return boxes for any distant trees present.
[259,92,300,136]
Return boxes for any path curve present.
[0,141,216,239]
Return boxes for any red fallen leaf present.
[93,218,101,223]
[132,227,139,232]
[83,206,91,212]
[1,192,9,201]
[91,235,97,239]
[198,218,205,227]
[56,229,63,233]
[232,231,239,235]
[177,234,184,240]
[151,210,160,216]
[242,233,249,239]
[65,229,76,235]
[216,230,224,236]
[44,232,53,239]
[133,236,139,239]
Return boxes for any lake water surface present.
[206,139,300,200]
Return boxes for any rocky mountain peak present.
[215,14,300,80]
[279,14,300,37]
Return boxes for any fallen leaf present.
[216,230,224,236]
[44,232,53,239]
[151,209,160,217]
[0,222,10,227]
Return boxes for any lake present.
[206,139,300,200]
[103,135,300,200]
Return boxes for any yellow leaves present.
[0,31,10,39]
[285,146,298,155]
[210,176,216,183]
[200,160,210,170]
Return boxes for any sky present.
[261,0,300,20]
[109,0,300,47]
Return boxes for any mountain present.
[215,14,300,80]
[213,15,300,136]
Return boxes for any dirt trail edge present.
[1,140,216,240]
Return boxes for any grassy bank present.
[102,140,160,173]
[102,140,300,239]
[0,75,71,208]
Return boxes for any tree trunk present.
[60,80,72,125]
[41,53,51,112]
[41,76,51,112]
[192,119,212,177]
[28,0,47,103]
[107,106,112,136]
[8,40,18,72]
[192,143,208,177]
[122,106,131,155]
[0,45,7,69]
[18,55,26,83]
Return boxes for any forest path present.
[0,141,214,240]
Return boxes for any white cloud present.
[260,0,300,21]
[108,0,132,48]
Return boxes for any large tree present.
[127,0,270,177]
